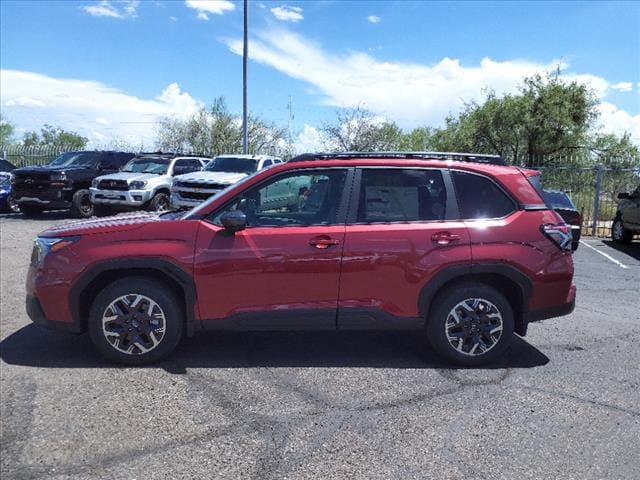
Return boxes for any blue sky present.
[1,0,638,149]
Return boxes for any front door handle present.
[309,236,340,249]
[431,231,461,245]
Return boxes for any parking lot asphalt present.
[1,213,639,480]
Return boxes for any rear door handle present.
[309,236,340,249]
[431,231,461,245]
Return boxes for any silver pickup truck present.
[91,154,209,212]
[171,154,282,209]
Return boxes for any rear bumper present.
[26,294,82,334]
[528,283,576,322]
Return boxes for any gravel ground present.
[1,212,639,480]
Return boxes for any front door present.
[194,168,351,329]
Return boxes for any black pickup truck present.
[12,151,135,218]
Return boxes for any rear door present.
[337,167,471,327]
[194,168,352,328]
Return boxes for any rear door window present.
[356,168,447,223]
[452,171,516,219]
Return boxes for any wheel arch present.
[418,263,532,336]
[70,258,197,336]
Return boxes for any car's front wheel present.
[88,277,183,365]
[612,217,633,244]
[426,283,514,367]
[147,192,170,212]
[71,189,94,218]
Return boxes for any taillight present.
[540,223,572,251]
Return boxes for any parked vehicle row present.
[7,151,283,218]
[612,185,640,243]
[26,151,578,366]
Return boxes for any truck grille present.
[179,191,214,201]
[175,181,226,190]
[98,179,129,191]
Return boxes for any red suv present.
[26,152,576,366]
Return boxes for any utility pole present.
[242,0,248,154]
[287,95,294,156]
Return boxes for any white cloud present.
[597,102,640,141]
[185,0,235,19]
[81,1,139,19]
[367,15,381,24]
[271,6,303,22]
[295,124,323,152]
[169,15,178,22]
[225,28,639,141]
[0,70,202,148]
[611,81,633,92]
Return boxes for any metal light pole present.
[242,0,248,154]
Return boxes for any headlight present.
[130,180,147,189]
[31,236,80,265]
[91,178,100,188]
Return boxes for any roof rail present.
[289,151,506,165]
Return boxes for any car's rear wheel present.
[21,205,43,217]
[612,217,633,244]
[426,283,514,366]
[6,195,20,213]
[147,192,170,212]
[71,189,94,218]
[88,277,183,365]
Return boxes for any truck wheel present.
[71,189,94,218]
[147,192,170,212]
[612,217,633,244]
[88,277,183,365]
[7,195,21,213]
[426,283,514,367]
[21,205,43,217]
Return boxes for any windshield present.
[205,157,258,174]
[50,152,97,168]
[121,157,170,174]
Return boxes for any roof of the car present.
[215,154,281,161]
[290,151,505,165]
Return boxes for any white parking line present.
[579,240,629,269]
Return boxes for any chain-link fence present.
[507,153,640,238]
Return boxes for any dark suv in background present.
[26,152,576,366]
[12,151,135,218]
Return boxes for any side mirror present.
[220,210,247,233]
[617,192,630,200]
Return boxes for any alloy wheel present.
[102,294,166,355]
[444,298,503,356]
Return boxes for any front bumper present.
[90,187,152,206]
[15,187,73,208]
[26,294,82,333]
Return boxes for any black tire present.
[6,195,20,214]
[612,217,633,244]
[21,205,44,217]
[70,189,94,218]
[426,283,514,367]
[147,192,170,212]
[88,277,183,365]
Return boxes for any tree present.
[156,97,286,156]
[428,74,599,166]
[0,114,14,145]
[22,124,88,150]
[319,106,404,151]
[398,127,437,151]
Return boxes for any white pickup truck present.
[170,154,282,209]
[91,154,209,212]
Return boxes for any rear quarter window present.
[452,171,516,219]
